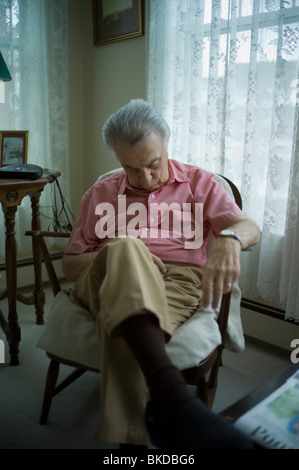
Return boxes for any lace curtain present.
[147,0,299,322]
[0,0,70,263]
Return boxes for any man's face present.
[113,131,169,192]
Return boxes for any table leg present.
[30,191,45,325]
[3,205,20,366]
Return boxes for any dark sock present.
[120,314,256,450]
[120,313,192,419]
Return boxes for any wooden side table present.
[220,363,299,422]
[0,171,61,366]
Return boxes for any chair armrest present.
[217,292,231,342]
[25,230,71,239]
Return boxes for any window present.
[0,0,70,262]
[148,0,299,321]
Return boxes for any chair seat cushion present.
[37,284,244,371]
[166,283,245,369]
[37,290,101,370]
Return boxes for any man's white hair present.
[102,99,171,150]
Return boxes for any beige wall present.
[241,308,298,352]
[68,0,147,216]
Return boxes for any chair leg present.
[54,368,86,395]
[196,377,217,409]
[39,359,60,425]
[196,377,210,406]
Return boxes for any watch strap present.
[219,230,242,247]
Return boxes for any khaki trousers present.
[73,236,203,445]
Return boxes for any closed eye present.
[127,167,139,174]
[147,158,160,169]
[125,157,161,173]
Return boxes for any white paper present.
[234,371,299,449]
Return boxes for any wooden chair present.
[26,172,243,425]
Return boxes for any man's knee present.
[92,236,151,270]
[107,236,145,249]
[104,236,150,258]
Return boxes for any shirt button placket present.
[148,192,157,240]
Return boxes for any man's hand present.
[201,237,241,309]
[201,216,260,309]
[151,253,166,275]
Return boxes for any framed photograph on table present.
[0,131,29,167]
[93,0,144,46]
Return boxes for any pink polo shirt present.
[65,159,244,267]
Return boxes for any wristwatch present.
[219,229,242,247]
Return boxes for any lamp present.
[0,52,12,81]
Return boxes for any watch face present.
[219,230,242,246]
[221,230,235,236]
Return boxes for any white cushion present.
[166,283,244,369]
[37,284,244,371]
[37,290,101,370]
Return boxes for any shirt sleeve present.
[64,187,100,254]
[196,172,245,238]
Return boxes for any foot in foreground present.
[146,397,258,449]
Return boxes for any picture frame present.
[0,131,29,167]
[92,0,144,46]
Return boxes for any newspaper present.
[234,370,299,449]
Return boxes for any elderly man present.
[62,99,260,449]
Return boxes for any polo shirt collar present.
[118,158,189,195]
[119,171,129,195]
[168,159,190,184]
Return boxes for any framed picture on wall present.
[0,131,29,167]
[93,0,144,46]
